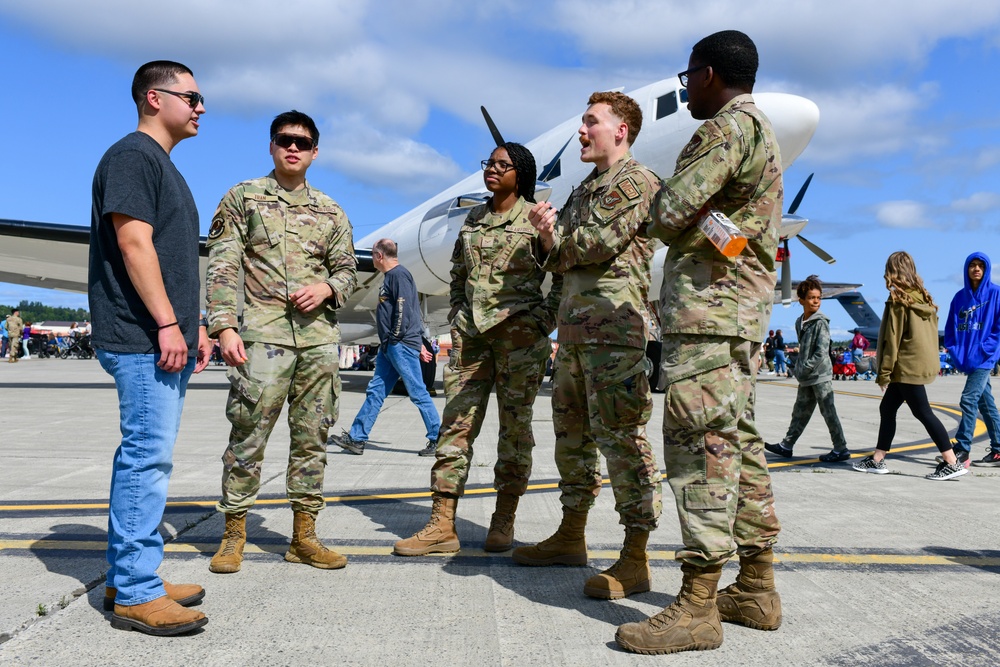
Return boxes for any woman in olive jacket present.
[853,252,967,480]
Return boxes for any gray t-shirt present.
[88,131,200,355]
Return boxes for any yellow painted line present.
[2,539,997,567]
[0,386,984,513]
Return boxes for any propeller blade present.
[480,106,506,147]
[539,135,574,182]
[781,240,792,305]
[797,234,836,264]
[787,173,814,216]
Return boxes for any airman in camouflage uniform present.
[512,92,663,603]
[394,142,562,557]
[5,310,23,362]
[616,31,784,656]
[205,111,357,574]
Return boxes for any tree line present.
[2,300,90,323]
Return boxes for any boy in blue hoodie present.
[944,252,1000,466]
[766,276,851,462]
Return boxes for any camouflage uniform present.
[650,94,783,566]
[5,315,23,360]
[206,172,356,515]
[431,196,561,497]
[539,154,662,530]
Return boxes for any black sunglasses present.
[272,134,316,151]
[151,89,205,109]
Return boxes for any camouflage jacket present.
[5,315,23,338]
[538,154,659,349]
[650,94,783,343]
[451,196,562,337]
[206,172,357,347]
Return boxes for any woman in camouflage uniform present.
[394,143,561,556]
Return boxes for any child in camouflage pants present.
[765,275,851,462]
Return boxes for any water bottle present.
[698,209,746,257]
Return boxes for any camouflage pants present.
[552,343,661,530]
[661,334,780,567]
[218,342,340,515]
[782,380,847,451]
[8,337,20,359]
[431,316,550,496]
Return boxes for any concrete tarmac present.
[1,358,998,666]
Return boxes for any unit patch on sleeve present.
[601,191,623,209]
[618,177,640,201]
[208,215,227,240]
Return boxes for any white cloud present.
[951,192,1000,213]
[874,200,935,228]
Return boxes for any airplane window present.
[656,92,678,120]
[456,195,486,209]
[680,89,688,104]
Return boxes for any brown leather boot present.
[394,493,461,556]
[716,548,782,630]
[209,512,246,574]
[583,526,651,599]
[484,493,519,552]
[615,562,724,655]
[511,506,588,566]
[104,580,205,612]
[111,596,208,636]
[285,511,347,569]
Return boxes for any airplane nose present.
[755,93,820,170]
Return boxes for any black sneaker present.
[972,451,1000,467]
[417,440,438,457]
[852,455,889,474]
[925,461,968,481]
[764,442,794,458]
[328,431,365,455]
[819,450,851,463]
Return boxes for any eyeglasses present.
[677,65,709,88]
[151,89,205,109]
[481,159,515,174]
[272,134,316,151]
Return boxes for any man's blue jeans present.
[98,350,194,606]
[954,367,1000,454]
[349,342,440,442]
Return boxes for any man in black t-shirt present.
[88,60,212,637]
[329,238,441,455]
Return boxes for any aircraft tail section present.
[835,292,880,330]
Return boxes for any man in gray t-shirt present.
[328,238,441,456]
[88,60,212,637]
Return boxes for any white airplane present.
[0,75,826,342]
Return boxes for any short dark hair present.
[131,60,193,107]
[373,238,398,259]
[499,142,537,203]
[271,110,320,146]
[691,30,758,89]
[797,274,823,300]
[588,91,643,145]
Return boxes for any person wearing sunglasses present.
[205,110,357,576]
[393,142,562,557]
[89,60,211,636]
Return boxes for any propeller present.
[480,106,506,147]
[779,173,836,306]
[481,105,574,188]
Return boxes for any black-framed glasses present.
[677,65,709,88]
[272,134,316,151]
[481,159,514,174]
[151,88,205,109]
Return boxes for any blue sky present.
[1,2,999,340]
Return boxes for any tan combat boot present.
[393,493,460,556]
[484,493,519,552]
[716,548,782,630]
[285,511,347,569]
[583,526,651,599]
[209,512,246,574]
[615,562,724,655]
[511,506,588,566]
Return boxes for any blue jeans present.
[954,368,1000,454]
[350,342,440,442]
[98,350,195,606]
[773,349,787,374]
